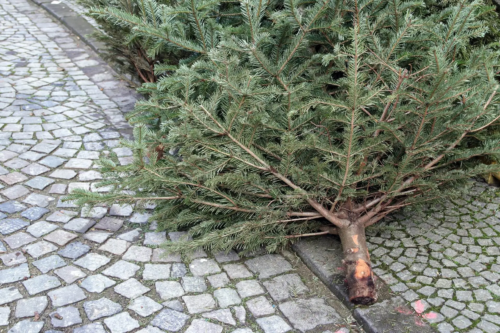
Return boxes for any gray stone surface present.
[0,287,23,305]
[54,265,86,283]
[128,296,162,317]
[48,284,87,307]
[263,273,309,301]
[156,281,185,300]
[246,254,292,279]
[7,320,44,333]
[143,264,170,280]
[15,296,49,318]
[246,296,275,317]
[151,309,190,332]
[279,298,341,331]
[183,294,217,313]
[114,278,150,299]
[74,323,107,333]
[256,316,292,333]
[185,319,223,333]
[80,274,116,293]
[58,241,91,259]
[50,306,82,328]
[102,260,139,279]
[190,258,221,276]
[33,254,66,273]
[0,263,30,284]
[214,288,242,308]
[74,253,111,271]
[182,276,207,293]
[236,280,265,298]
[22,275,61,295]
[202,308,236,326]
[104,312,140,333]
[83,297,122,320]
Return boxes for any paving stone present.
[171,263,188,278]
[208,272,230,288]
[14,296,48,318]
[279,298,341,331]
[81,206,107,219]
[74,323,108,333]
[0,307,9,326]
[84,297,122,320]
[163,299,184,312]
[24,240,58,258]
[203,308,237,326]
[246,296,275,317]
[0,172,28,185]
[114,278,150,299]
[122,245,152,262]
[144,231,166,245]
[95,217,124,232]
[0,201,26,214]
[48,284,87,307]
[0,218,29,235]
[64,218,96,233]
[156,281,185,300]
[256,315,292,333]
[128,296,162,317]
[117,228,141,242]
[189,258,221,276]
[0,287,23,305]
[143,264,171,280]
[487,301,500,313]
[1,185,30,199]
[263,273,309,301]
[236,280,265,298]
[99,238,130,255]
[130,212,151,224]
[58,241,91,259]
[74,253,111,271]
[136,326,165,333]
[185,319,223,333]
[23,275,61,295]
[104,312,140,333]
[0,263,30,285]
[23,193,55,207]
[46,210,76,223]
[21,207,50,221]
[7,320,44,333]
[21,163,50,176]
[183,294,216,313]
[39,156,66,168]
[109,204,133,217]
[49,169,77,179]
[44,230,78,246]
[182,276,207,293]
[84,231,112,244]
[151,309,190,331]
[214,288,242,308]
[50,306,82,328]
[33,254,66,273]
[0,251,26,266]
[152,248,182,262]
[102,260,140,279]
[214,250,240,263]
[54,265,87,283]
[80,274,116,293]
[4,232,36,249]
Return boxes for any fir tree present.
[70,0,500,304]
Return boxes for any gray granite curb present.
[293,236,438,333]
[30,0,139,86]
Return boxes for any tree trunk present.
[337,221,377,305]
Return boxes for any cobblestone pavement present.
[369,181,500,333]
[0,0,357,332]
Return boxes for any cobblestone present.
[0,0,381,331]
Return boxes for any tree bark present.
[337,221,377,305]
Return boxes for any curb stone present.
[293,236,437,333]
[30,0,140,86]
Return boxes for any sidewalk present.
[0,0,357,332]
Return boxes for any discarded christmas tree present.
[71,0,500,304]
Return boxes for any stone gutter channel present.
[29,1,438,332]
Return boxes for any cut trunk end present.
[337,221,377,305]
